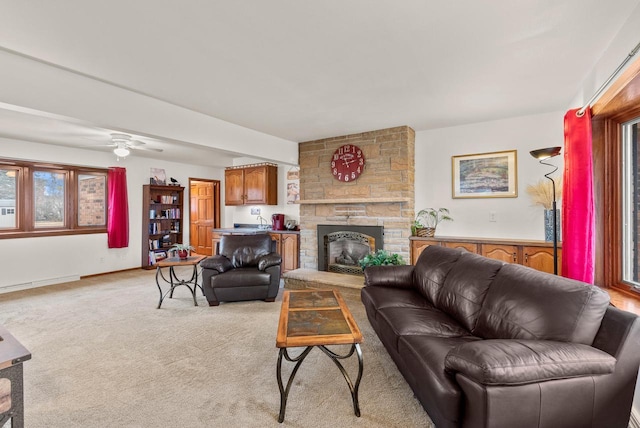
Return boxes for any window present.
[622,119,640,289]
[0,159,107,238]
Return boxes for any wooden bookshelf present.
[141,185,184,269]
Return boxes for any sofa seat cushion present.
[361,286,433,312]
[399,335,482,427]
[473,264,611,345]
[210,268,271,288]
[445,339,616,386]
[376,306,470,351]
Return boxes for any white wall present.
[415,111,565,240]
[0,137,222,290]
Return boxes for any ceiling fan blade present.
[130,145,164,152]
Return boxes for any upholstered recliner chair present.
[199,234,282,306]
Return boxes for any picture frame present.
[451,150,517,198]
[150,168,166,185]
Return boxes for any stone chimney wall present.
[298,126,415,269]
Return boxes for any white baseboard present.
[0,275,80,294]
[630,406,640,428]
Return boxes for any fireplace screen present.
[317,225,384,275]
[326,231,375,275]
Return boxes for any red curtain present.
[107,167,129,248]
[561,107,594,283]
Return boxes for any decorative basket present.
[416,227,436,237]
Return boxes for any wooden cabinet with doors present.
[142,185,184,269]
[224,163,278,206]
[269,231,299,274]
[410,236,561,275]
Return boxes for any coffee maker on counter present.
[271,213,285,230]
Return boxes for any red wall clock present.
[331,144,366,182]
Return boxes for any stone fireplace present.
[298,126,415,270]
[317,224,384,274]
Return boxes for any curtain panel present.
[561,107,595,283]
[107,167,129,248]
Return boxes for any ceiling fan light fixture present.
[114,144,130,157]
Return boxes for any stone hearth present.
[297,126,415,269]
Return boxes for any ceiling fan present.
[107,133,163,158]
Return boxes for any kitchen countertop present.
[213,226,299,234]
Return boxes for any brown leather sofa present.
[199,234,281,306]
[361,245,640,428]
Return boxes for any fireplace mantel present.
[297,197,411,205]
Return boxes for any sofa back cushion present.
[436,252,504,331]
[219,234,272,268]
[413,245,463,305]
[473,264,610,345]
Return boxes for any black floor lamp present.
[529,146,562,275]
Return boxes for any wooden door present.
[189,179,220,256]
[523,246,562,275]
[244,166,267,204]
[481,244,518,264]
[281,233,299,273]
[224,169,245,205]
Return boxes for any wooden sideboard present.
[410,236,562,275]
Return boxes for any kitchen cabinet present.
[410,236,561,275]
[224,163,278,205]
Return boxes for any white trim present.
[0,275,80,294]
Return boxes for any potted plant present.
[358,250,406,271]
[414,208,453,237]
[171,243,195,259]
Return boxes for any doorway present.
[189,178,220,256]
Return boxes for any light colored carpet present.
[0,268,434,427]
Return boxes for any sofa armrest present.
[363,265,415,289]
[258,252,282,271]
[444,339,615,386]
[200,255,233,273]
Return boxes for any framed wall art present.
[451,150,517,198]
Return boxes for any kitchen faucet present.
[257,215,268,229]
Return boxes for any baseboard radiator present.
[0,275,80,294]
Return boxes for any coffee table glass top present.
[276,289,363,348]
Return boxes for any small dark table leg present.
[276,347,313,423]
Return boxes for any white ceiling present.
[0,0,638,163]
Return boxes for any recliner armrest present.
[200,255,234,273]
[258,252,282,271]
[444,339,615,386]
[363,265,415,289]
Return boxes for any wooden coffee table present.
[275,289,363,423]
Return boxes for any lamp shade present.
[530,146,562,160]
[114,146,130,157]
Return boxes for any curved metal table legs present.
[155,264,200,309]
[276,343,363,423]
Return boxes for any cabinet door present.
[443,242,479,253]
[482,244,518,264]
[523,246,562,275]
[410,240,433,265]
[224,169,245,205]
[244,166,267,204]
[269,232,282,254]
[212,232,223,255]
[280,233,299,274]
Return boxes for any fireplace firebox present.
[317,225,384,275]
